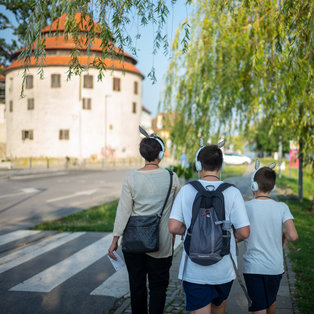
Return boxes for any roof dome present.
[7,13,143,78]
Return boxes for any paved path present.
[113,167,297,313]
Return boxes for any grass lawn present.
[221,165,247,179]
[283,198,314,314]
[32,199,119,232]
[266,158,314,314]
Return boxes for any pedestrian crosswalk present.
[0,229,182,299]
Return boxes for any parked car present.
[223,153,252,165]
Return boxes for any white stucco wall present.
[0,104,5,143]
[5,67,142,159]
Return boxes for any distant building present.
[0,70,5,159]
[152,112,175,157]
[5,13,144,160]
[140,105,153,135]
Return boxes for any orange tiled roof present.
[41,13,100,34]
[11,36,134,61]
[6,55,144,78]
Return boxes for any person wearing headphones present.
[243,161,298,314]
[108,129,180,314]
[169,143,250,314]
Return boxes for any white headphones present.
[150,136,165,160]
[251,159,276,192]
[139,126,165,160]
[194,139,225,172]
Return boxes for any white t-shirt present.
[243,199,294,275]
[170,180,250,285]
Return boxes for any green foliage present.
[0,0,62,64]
[276,165,314,200]
[162,0,313,162]
[254,117,290,154]
[32,199,119,232]
[169,164,193,180]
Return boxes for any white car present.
[223,153,252,165]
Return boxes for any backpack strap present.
[188,180,207,192]
[215,182,235,193]
[214,183,235,222]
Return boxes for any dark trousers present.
[123,252,172,314]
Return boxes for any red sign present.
[289,149,299,168]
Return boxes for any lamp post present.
[103,95,111,167]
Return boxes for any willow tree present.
[162,0,313,201]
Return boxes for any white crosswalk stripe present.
[0,232,85,274]
[10,233,112,293]
[0,230,41,246]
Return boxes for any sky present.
[0,2,191,117]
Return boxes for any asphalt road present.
[0,169,129,233]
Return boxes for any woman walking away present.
[108,126,180,314]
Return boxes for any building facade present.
[5,14,144,160]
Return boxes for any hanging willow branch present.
[18,0,192,95]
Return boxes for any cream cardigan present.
[113,168,180,258]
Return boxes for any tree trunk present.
[298,138,303,202]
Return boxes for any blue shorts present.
[244,273,283,312]
[183,280,233,311]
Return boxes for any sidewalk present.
[112,170,298,313]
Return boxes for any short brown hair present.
[139,137,164,162]
[198,145,223,171]
[254,167,276,193]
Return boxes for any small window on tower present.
[132,102,137,114]
[134,81,138,95]
[9,100,13,112]
[22,130,34,140]
[27,98,34,110]
[82,98,92,110]
[113,77,121,91]
[83,75,93,89]
[51,74,61,88]
[25,75,33,89]
[59,129,70,140]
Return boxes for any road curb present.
[284,246,300,314]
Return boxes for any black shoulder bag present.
[122,170,173,253]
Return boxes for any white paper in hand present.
[108,251,126,271]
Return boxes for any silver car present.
[223,153,252,165]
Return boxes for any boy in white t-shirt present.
[243,164,298,314]
[169,144,250,314]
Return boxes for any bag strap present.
[158,169,173,218]
[229,250,252,307]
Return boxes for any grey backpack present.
[184,181,234,266]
